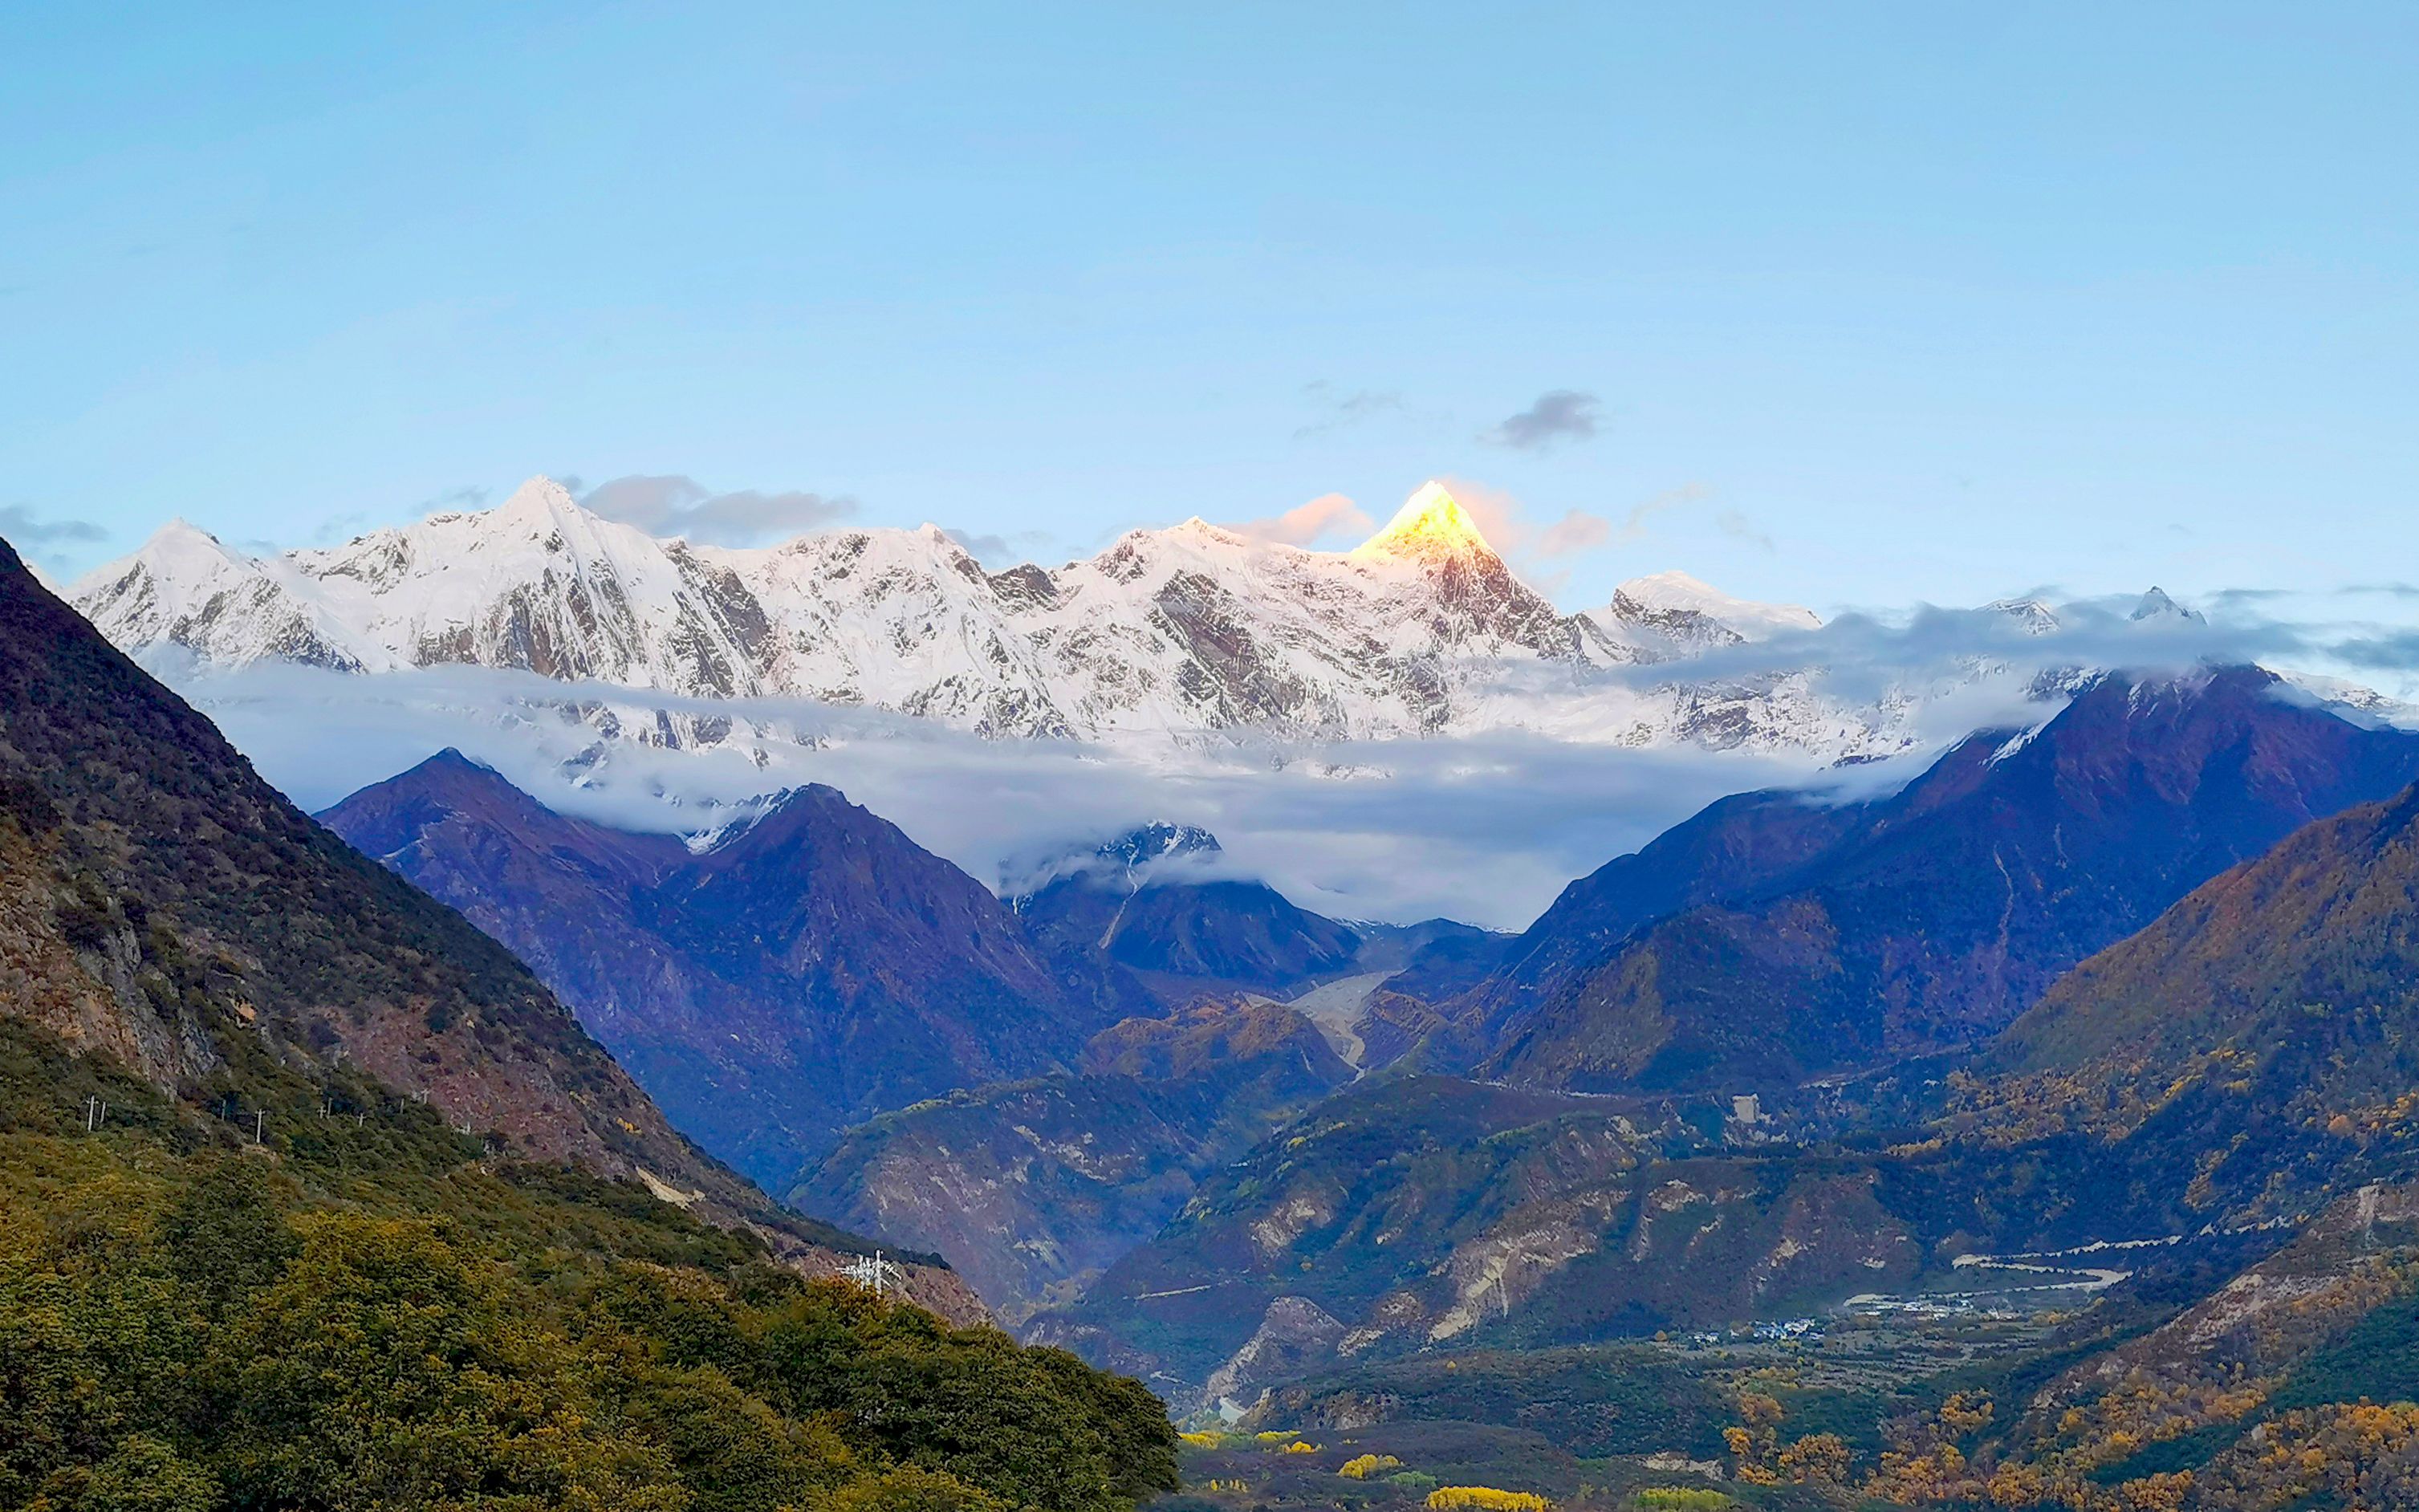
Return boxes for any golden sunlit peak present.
[1352,482,1494,561]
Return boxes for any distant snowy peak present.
[2130,586,2207,626]
[1003,821,1228,905]
[75,518,370,672]
[1610,570,1822,640]
[1987,597,2064,636]
[1579,569,1823,663]
[1102,822,1222,866]
[71,475,1893,754]
[1982,587,2210,637]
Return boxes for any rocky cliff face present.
[0,530,985,1322]
[319,751,1114,1189]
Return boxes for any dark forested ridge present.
[0,534,742,1203]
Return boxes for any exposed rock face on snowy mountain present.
[1584,568,1820,653]
[71,477,1891,754]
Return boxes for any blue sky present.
[5,2,2413,617]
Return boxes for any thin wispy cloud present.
[0,503,108,550]
[0,502,112,579]
[945,527,1062,566]
[419,484,492,516]
[1481,389,1602,452]
[1294,382,1406,441]
[1437,477,1612,562]
[1535,510,1610,557]
[580,474,856,546]
[2332,632,2419,671]
[1718,510,1775,551]
[1223,492,1375,547]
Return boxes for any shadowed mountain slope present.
[321,753,1112,1188]
[1962,775,2419,1216]
[1011,823,1365,1005]
[1471,667,2419,1093]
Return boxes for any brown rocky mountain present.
[0,533,980,1319]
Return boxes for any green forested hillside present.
[0,1021,1177,1512]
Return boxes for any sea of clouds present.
[151,589,2419,931]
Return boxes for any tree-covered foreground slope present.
[0,532,1178,1509]
[0,1022,1176,1512]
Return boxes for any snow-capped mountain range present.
[71,477,1885,754]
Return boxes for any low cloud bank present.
[157,660,1834,929]
[149,590,2419,931]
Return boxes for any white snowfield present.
[70,477,1888,756]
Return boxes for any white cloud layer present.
[142,587,2419,932]
[579,474,856,546]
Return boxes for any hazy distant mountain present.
[1010,824,1368,1003]
[72,476,1900,754]
[1465,665,2419,1094]
[320,751,1112,1187]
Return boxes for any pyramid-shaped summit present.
[1354,482,1497,562]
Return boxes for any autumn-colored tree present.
[1775,1432,1852,1486]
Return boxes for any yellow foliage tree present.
[1775,1432,1852,1485]
[1426,1486,1549,1511]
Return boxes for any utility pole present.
[842,1250,897,1298]
[254,1109,265,1144]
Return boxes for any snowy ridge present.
[72,477,1903,755]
